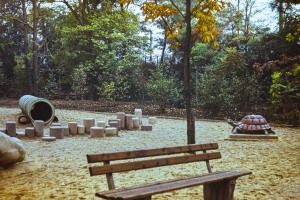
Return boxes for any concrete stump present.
[77,125,85,134]
[50,126,64,139]
[109,119,121,130]
[6,121,16,137]
[133,118,140,129]
[134,109,142,124]
[42,136,56,141]
[90,126,105,138]
[51,122,61,126]
[68,122,78,135]
[16,131,25,138]
[109,121,119,133]
[25,127,35,138]
[125,114,134,130]
[116,119,122,130]
[148,117,157,124]
[96,121,106,128]
[83,118,95,133]
[141,125,152,131]
[105,127,118,137]
[62,126,70,136]
[33,120,44,137]
[117,112,126,129]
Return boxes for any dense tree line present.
[0,0,299,125]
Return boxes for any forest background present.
[0,0,299,125]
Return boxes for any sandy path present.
[0,107,299,200]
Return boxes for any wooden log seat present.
[87,143,252,200]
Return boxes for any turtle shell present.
[237,115,271,131]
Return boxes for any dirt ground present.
[0,107,299,200]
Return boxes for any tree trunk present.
[278,1,284,33]
[160,31,167,65]
[244,0,249,37]
[22,0,33,93]
[32,0,39,95]
[184,0,195,144]
[237,0,240,35]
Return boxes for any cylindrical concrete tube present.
[42,136,56,141]
[33,120,44,137]
[117,112,126,129]
[132,118,139,129]
[6,121,16,137]
[108,119,121,131]
[90,126,105,138]
[115,119,121,130]
[96,121,106,128]
[62,126,69,136]
[148,117,157,124]
[25,127,35,138]
[68,122,78,134]
[77,125,85,134]
[105,127,118,136]
[134,109,142,124]
[83,118,95,133]
[109,121,119,133]
[49,126,64,139]
[141,125,152,131]
[19,95,55,124]
[125,114,134,130]
[51,122,61,126]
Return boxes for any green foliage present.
[0,0,299,126]
[218,47,246,75]
[146,65,183,113]
[285,15,300,43]
[0,67,6,96]
[197,66,229,115]
[197,48,259,117]
[191,43,215,65]
[40,72,60,98]
[14,55,29,94]
[54,9,145,100]
[99,81,115,101]
[71,67,87,96]
[270,65,300,124]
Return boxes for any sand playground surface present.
[0,107,299,200]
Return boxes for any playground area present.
[0,107,299,200]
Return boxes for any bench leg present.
[203,179,236,200]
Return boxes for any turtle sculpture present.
[227,114,275,135]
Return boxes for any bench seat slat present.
[87,143,218,163]
[96,171,252,200]
[89,152,221,176]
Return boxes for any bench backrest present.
[87,143,221,190]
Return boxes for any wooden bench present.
[86,143,252,200]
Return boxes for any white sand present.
[0,107,299,200]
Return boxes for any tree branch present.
[62,0,83,25]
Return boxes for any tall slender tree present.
[271,0,299,33]
[122,0,228,144]
[21,0,34,93]
[32,0,39,95]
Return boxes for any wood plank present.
[87,143,218,163]
[104,161,115,190]
[96,171,252,199]
[89,152,221,176]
